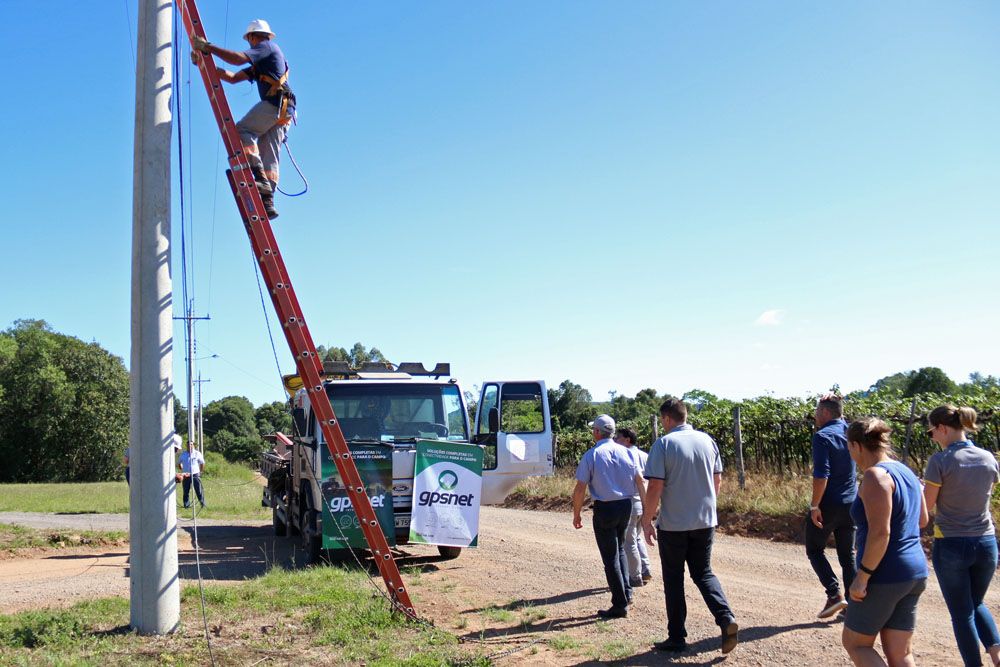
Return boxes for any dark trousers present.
[657,527,734,640]
[592,499,633,611]
[804,501,856,597]
[182,474,205,506]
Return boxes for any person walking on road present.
[191,19,295,219]
[572,414,644,619]
[806,393,858,619]
[923,405,1000,667]
[178,441,207,509]
[613,426,651,588]
[842,418,928,667]
[641,398,739,655]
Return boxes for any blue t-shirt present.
[576,439,640,502]
[851,460,927,584]
[812,418,857,505]
[242,39,294,107]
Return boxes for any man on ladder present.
[191,19,294,219]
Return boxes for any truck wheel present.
[272,504,287,537]
[301,507,322,564]
[437,545,462,560]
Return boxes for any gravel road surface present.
[1,507,996,665]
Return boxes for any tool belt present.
[259,69,296,127]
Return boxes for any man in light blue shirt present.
[573,414,643,619]
[178,441,207,509]
[642,398,738,655]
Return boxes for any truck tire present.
[437,545,462,560]
[300,489,323,564]
[272,504,287,537]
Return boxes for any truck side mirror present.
[488,407,499,434]
[293,407,307,436]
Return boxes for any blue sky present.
[4,1,999,408]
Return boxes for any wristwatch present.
[809,506,820,512]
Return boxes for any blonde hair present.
[928,405,978,432]
[847,417,893,453]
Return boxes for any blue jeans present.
[933,535,1000,666]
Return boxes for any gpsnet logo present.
[438,470,459,491]
[418,469,473,507]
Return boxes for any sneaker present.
[183,503,191,508]
[818,594,848,619]
[653,638,686,652]
[642,572,653,583]
[629,577,644,588]
[597,607,628,619]
[721,620,739,654]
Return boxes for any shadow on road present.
[565,620,832,666]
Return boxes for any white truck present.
[261,362,553,561]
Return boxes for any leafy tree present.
[0,320,129,482]
[255,400,292,436]
[905,367,957,397]
[204,396,264,461]
[316,342,388,367]
[174,393,188,437]
[870,371,914,395]
[547,380,593,432]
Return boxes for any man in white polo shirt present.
[178,440,207,509]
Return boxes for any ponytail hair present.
[928,404,978,433]
[847,417,893,454]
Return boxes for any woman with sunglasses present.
[924,405,1000,667]
[842,417,928,667]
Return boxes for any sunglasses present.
[926,424,938,435]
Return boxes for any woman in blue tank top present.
[841,418,929,667]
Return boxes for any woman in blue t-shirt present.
[841,418,929,667]
[924,405,1000,667]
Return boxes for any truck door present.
[474,381,554,504]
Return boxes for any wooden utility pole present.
[129,0,179,634]
[733,406,746,490]
[902,397,918,466]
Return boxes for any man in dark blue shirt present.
[192,19,295,219]
[806,394,857,619]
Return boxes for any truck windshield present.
[325,383,469,443]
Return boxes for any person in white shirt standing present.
[614,426,651,588]
[178,440,207,509]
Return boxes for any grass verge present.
[0,524,127,555]
[0,454,268,521]
[0,566,488,666]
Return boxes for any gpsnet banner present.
[409,440,484,548]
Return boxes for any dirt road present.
[1,507,993,665]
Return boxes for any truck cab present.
[261,362,553,560]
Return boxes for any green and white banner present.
[409,440,483,548]
[321,443,395,550]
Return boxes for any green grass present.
[0,524,127,553]
[547,633,581,651]
[479,606,515,623]
[0,454,268,521]
[0,566,488,666]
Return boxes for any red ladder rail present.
[179,0,415,617]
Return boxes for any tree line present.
[2,321,996,482]
[548,373,1000,472]
[0,321,389,482]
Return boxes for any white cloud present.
[754,309,785,327]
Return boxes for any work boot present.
[260,191,279,219]
[251,166,273,194]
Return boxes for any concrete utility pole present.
[129,0,180,634]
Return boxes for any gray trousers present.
[626,497,651,581]
[236,100,287,190]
